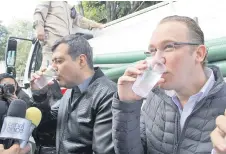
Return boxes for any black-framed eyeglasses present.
[145,42,202,56]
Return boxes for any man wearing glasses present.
[112,15,226,154]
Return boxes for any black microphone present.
[6,99,27,117]
[0,100,8,145]
[0,99,29,148]
[0,100,8,129]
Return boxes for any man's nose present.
[51,63,58,71]
[153,50,165,64]
[160,57,166,64]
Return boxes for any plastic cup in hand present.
[34,66,57,89]
[132,57,166,98]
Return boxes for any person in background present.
[0,73,33,107]
[0,73,36,154]
[33,1,105,68]
[31,80,62,154]
[0,74,62,154]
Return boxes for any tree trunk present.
[78,1,84,16]
[130,1,141,13]
[106,1,111,22]
[111,1,117,21]
[106,1,117,22]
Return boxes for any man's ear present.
[79,54,88,68]
[195,45,207,64]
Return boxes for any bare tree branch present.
[106,1,111,22]
[130,1,141,13]
[134,1,145,12]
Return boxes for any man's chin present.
[60,83,75,89]
[58,81,64,88]
[158,82,171,90]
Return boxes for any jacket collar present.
[88,67,105,86]
[72,67,104,93]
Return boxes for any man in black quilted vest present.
[112,15,226,154]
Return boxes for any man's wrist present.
[33,21,43,29]
[115,92,140,103]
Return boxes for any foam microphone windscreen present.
[18,107,42,148]
[0,101,8,118]
[25,107,42,127]
[7,99,27,118]
[0,100,8,129]
[0,99,27,148]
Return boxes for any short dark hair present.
[52,34,93,69]
[159,15,206,64]
[0,73,16,84]
[0,73,18,92]
[159,15,204,44]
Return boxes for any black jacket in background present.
[16,87,33,107]
[32,80,62,148]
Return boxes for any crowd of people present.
[1,1,226,154]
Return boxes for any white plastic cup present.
[132,57,166,98]
[34,66,57,89]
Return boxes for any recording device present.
[0,99,42,148]
[0,84,15,103]
[0,84,15,96]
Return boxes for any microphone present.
[0,100,8,145]
[0,100,8,129]
[0,99,42,148]
[0,99,27,148]
[20,107,42,148]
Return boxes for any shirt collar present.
[171,67,215,102]
[77,75,93,93]
[199,67,215,97]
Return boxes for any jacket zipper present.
[173,109,181,154]
[175,97,212,154]
[174,81,224,153]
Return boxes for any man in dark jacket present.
[31,35,116,154]
[112,15,226,154]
